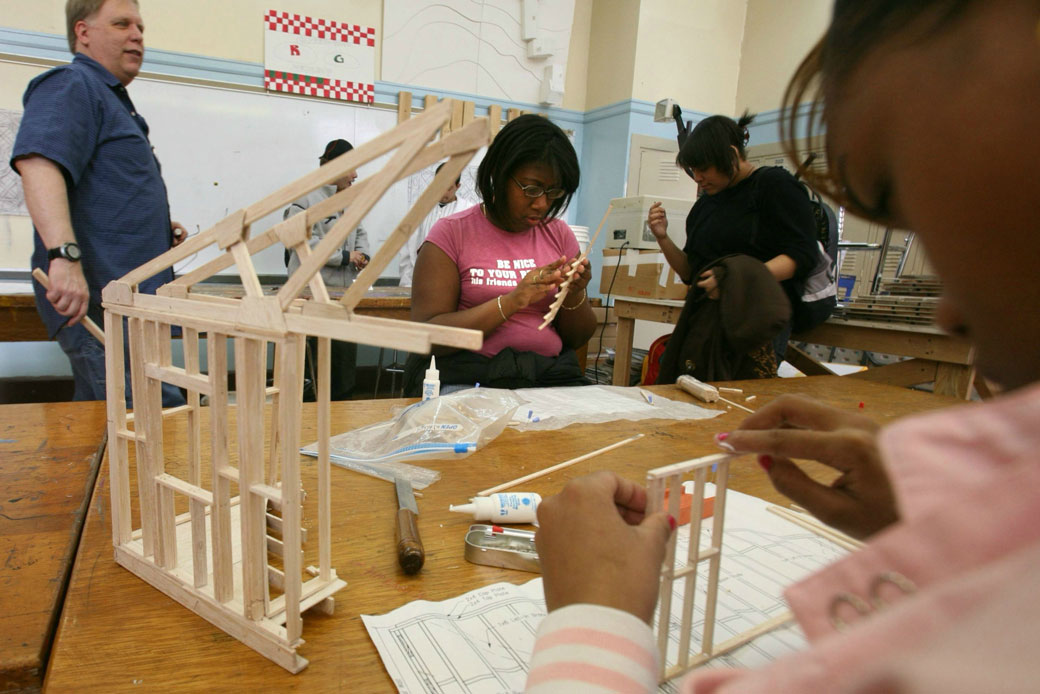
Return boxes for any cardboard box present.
[599,249,688,300]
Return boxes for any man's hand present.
[171,221,188,247]
[44,259,90,325]
[349,250,368,269]
[723,394,898,539]
[536,471,675,624]
[15,155,91,324]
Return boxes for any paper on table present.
[363,487,850,692]
[509,384,723,431]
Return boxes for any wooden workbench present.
[0,401,107,693]
[42,377,958,692]
[611,296,976,398]
[0,285,411,344]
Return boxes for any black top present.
[683,166,818,306]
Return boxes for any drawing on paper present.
[364,485,848,691]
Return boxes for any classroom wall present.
[7,0,383,69]
[735,0,831,115]
[584,0,640,112]
[631,0,748,116]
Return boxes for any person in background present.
[283,138,369,400]
[647,112,818,379]
[404,114,595,395]
[11,0,186,407]
[528,0,1040,691]
[398,161,477,286]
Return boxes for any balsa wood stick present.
[767,505,863,551]
[32,268,106,345]
[718,396,755,414]
[539,203,614,330]
[477,432,644,496]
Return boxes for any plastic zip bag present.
[300,388,521,488]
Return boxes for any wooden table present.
[0,401,107,693]
[0,285,411,343]
[43,377,958,692]
[611,296,976,398]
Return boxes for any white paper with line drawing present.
[363,487,850,692]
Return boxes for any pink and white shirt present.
[527,381,1040,693]
[424,205,580,359]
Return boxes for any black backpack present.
[793,181,839,332]
[751,166,839,333]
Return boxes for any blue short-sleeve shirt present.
[11,53,174,334]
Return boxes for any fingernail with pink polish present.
[758,455,773,472]
[668,515,677,531]
[715,432,736,452]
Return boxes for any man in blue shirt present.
[11,0,185,405]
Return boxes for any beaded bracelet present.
[496,294,509,321]
[560,287,588,310]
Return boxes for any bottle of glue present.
[422,355,440,401]
[449,492,541,524]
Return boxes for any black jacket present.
[657,254,790,383]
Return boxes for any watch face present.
[64,243,82,261]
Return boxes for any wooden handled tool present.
[394,475,425,575]
[31,268,106,345]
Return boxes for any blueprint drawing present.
[364,486,849,692]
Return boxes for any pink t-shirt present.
[425,205,580,359]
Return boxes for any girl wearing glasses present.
[647,112,819,381]
[404,114,595,395]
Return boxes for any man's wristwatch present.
[47,242,82,262]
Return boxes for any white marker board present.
[129,77,484,279]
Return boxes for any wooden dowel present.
[718,395,754,414]
[32,268,106,344]
[476,433,644,496]
[767,505,863,551]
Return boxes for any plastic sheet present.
[508,384,723,431]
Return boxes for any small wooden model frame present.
[538,203,612,330]
[102,101,489,673]
[646,452,790,682]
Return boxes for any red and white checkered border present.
[265,72,374,104]
[266,9,376,46]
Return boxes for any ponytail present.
[677,110,757,178]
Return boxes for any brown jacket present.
[657,254,790,383]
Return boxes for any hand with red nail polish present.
[535,471,676,624]
[724,394,898,539]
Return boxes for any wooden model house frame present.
[646,453,791,682]
[101,100,489,673]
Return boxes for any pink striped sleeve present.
[526,604,658,693]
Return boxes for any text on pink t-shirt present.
[424,205,580,358]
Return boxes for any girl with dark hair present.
[647,111,818,379]
[528,1,1040,691]
[405,115,595,394]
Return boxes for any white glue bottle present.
[421,355,440,401]
[449,492,541,524]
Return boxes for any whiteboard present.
[129,77,485,279]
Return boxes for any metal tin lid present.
[463,524,540,573]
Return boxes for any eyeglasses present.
[512,177,566,200]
